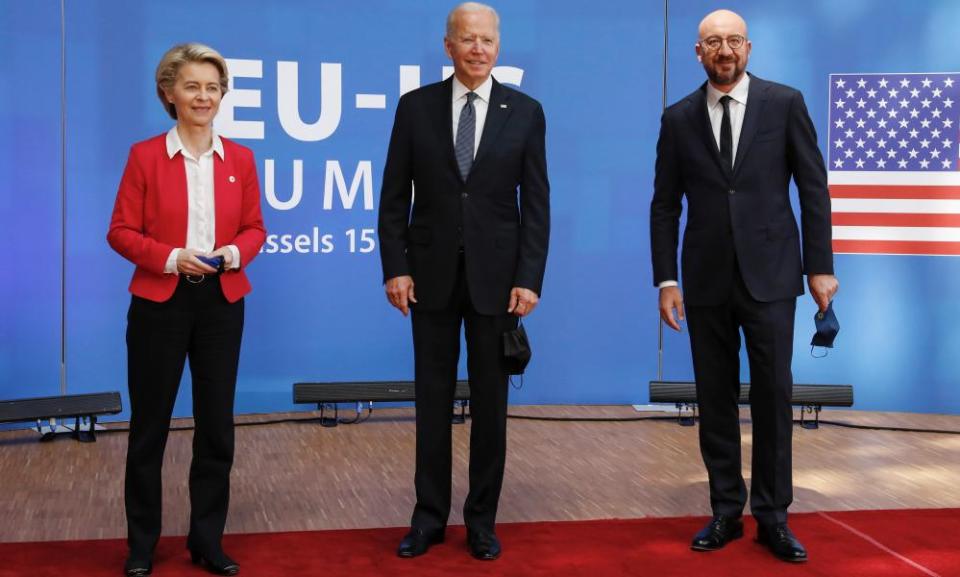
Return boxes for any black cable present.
[505,413,960,434]
[335,406,375,425]
[85,411,960,435]
[506,414,679,422]
[97,414,343,434]
[814,419,960,435]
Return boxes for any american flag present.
[827,73,960,256]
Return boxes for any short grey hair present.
[155,43,229,120]
[446,2,500,38]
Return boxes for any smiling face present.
[696,9,751,90]
[444,7,500,90]
[163,61,223,128]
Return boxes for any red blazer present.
[107,133,266,303]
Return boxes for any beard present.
[704,57,744,87]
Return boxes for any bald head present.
[698,9,747,40]
[447,2,500,39]
[696,9,751,91]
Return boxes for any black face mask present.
[811,301,839,357]
[503,321,531,375]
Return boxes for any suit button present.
[461,192,469,199]
[728,189,736,195]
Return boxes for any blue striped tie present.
[455,92,477,181]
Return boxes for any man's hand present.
[659,286,685,331]
[385,275,417,316]
[808,274,839,312]
[508,287,539,317]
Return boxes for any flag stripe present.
[831,198,960,213]
[833,226,960,241]
[831,213,960,227]
[828,171,960,186]
[833,240,960,256]
[829,185,960,199]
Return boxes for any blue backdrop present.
[2,0,958,418]
[0,1,63,401]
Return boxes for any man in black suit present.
[650,9,838,563]
[377,1,549,561]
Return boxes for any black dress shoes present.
[690,515,744,551]
[467,530,502,560]
[189,549,240,575]
[123,557,152,576]
[397,527,445,558]
[757,523,808,562]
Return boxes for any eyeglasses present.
[699,35,746,52]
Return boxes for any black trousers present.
[409,256,517,534]
[124,276,244,558]
[685,269,796,527]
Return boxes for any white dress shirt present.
[706,73,750,167]
[659,74,751,290]
[163,127,240,274]
[451,74,493,156]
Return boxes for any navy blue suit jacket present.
[378,77,550,315]
[650,74,834,306]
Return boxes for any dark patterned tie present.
[455,92,477,181]
[720,95,733,169]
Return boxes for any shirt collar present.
[452,74,493,104]
[166,126,224,160]
[706,73,751,109]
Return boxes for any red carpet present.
[2,509,957,577]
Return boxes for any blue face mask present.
[811,301,839,357]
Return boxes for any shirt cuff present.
[226,245,241,269]
[657,280,678,289]
[164,249,180,275]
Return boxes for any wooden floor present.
[1,406,958,542]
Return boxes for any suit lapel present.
[432,78,461,178]
[685,84,731,179]
[470,78,513,177]
[213,147,229,246]
[733,74,770,175]
[162,142,190,247]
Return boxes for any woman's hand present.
[207,246,235,269]
[177,248,218,275]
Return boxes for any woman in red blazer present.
[107,43,265,577]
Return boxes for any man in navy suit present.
[378,1,549,561]
[650,9,838,563]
